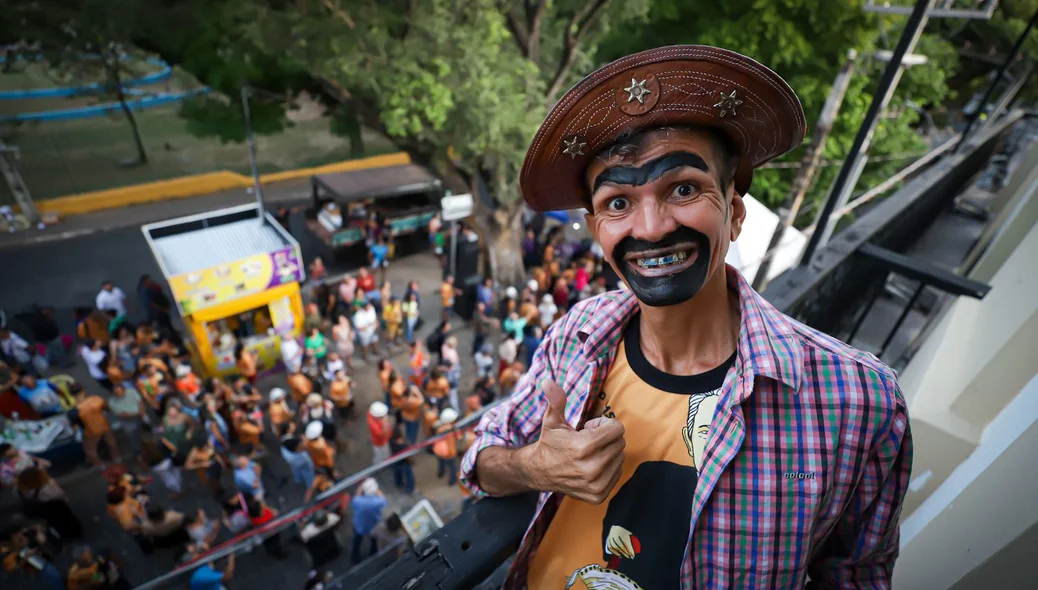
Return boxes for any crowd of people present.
[0,213,610,589]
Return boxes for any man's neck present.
[637,270,740,376]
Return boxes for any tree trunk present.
[488,207,527,287]
[109,61,148,165]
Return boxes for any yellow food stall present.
[142,204,306,377]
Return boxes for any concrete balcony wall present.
[894,144,1038,588]
[895,373,1038,590]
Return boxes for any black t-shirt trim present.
[623,313,737,394]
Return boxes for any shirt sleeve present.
[459,319,561,497]
[807,375,913,589]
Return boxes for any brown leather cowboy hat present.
[520,45,807,212]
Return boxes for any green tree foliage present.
[595,0,960,217]
[4,0,158,164]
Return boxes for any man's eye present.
[674,184,697,198]
[607,198,629,211]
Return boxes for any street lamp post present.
[240,84,266,215]
[800,0,938,266]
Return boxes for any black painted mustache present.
[613,225,710,259]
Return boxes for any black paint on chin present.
[613,226,712,307]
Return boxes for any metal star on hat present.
[623,78,653,104]
[714,90,743,118]
[562,136,587,159]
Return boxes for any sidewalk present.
[0,177,312,251]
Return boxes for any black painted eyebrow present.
[592,152,710,193]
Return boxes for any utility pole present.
[0,141,39,225]
[800,0,938,265]
[956,8,1038,151]
[752,50,858,291]
[240,84,266,215]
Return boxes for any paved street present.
[2,245,480,589]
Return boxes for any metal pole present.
[753,50,858,290]
[450,220,459,279]
[240,83,266,214]
[0,142,39,225]
[956,9,1038,151]
[800,0,937,266]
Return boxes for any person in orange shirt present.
[105,357,128,386]
[407,342,428,388]
[72,384,119,466]
[387,371,407,414]
[233,405,263,456]
[464,390,482,416]
[174,364,202,401]
[382,296,404,345]
[286,370,314,404]
[399,385,424,444]
[106,484,143,532]
[421,403,440,440]
[235,344,258,384]
[268,388,295,433]
[304,422,337,474]
[328,370,353,420]
[378,359,394,397]
[432,408,460,485]
[440,275,461,321]
[499,361,524,396]
[424,368,450,410]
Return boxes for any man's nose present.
[631,199,679,243]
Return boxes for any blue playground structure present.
[0,53,210,122]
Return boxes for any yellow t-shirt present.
[527,317,732,590]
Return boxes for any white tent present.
[724,193,806,285]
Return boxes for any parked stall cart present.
[142,204,306,377]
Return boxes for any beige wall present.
[893,150,1038,588]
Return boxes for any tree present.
[6,0,156,165]
[595,0,960,219]
[138,0,649,285]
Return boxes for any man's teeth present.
[635,250,690,268]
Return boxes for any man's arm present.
[807,377,912,589]
[458,321,560,497]
[460,323,625,504]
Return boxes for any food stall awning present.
[141,204,306,315]
[314,164,442,203]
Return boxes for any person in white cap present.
[268,387,295,434]
[303,420,336,474]
[433,407,461,486]
[367,401,391,466]
[350,477,386,564]
[538,293,558,330]
[303,392,337,442]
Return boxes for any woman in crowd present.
[17,467,83,539]
[331,315,354,372]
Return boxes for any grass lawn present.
[0,63,398,203]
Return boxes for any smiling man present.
[460,46,912,589]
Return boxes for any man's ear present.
[729,185,746,242]
[584,211,598,241]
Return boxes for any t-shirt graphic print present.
[528,316,735,589]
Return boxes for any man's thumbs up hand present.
[524,379,626,504]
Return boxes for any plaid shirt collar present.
[575,265,804,393]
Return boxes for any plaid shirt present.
[461,267,912,589]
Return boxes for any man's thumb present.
[541,379,571,430]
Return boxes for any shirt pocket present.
[720,474,826,585]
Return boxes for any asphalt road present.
[1,227,474,589]
[0,208,411,334]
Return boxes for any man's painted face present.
[585,128,744,307]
